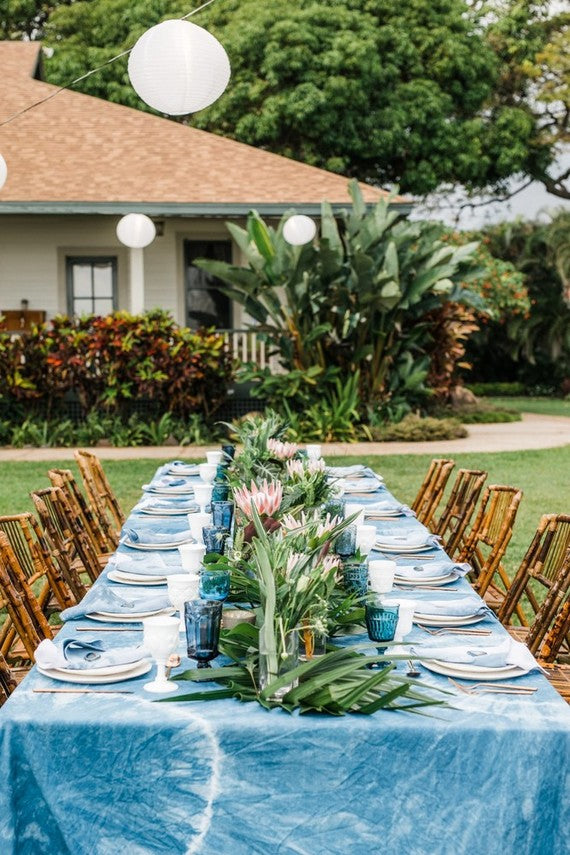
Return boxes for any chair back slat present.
[75,450,125,534]
[459,485,523,610]
[48,469,111,555]
[434,469,487,557]
[0,532,53,662]
[539,597,570,664]
[411,458,455,528]
[0,652,16,706]
[32,488,101,584]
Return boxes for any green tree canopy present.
[4,0,568,197]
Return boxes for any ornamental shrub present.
[0,310,234,422]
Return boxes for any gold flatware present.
[33,688,135,694]
[75,627,141,632]
[448,677,537,695]
[417,625,492,636]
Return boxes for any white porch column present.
[129,247,145,314]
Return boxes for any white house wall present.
[0,214,247,327]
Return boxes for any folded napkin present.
[365,500,415,518]
[344,478,383,493]
[168,461,199,475]
[136,496,198,512]
[413,596,489,618]
[35,638,146,671]
[61,587,171,621]
[143,478,194,493]
[123,526,193,547]
[395,561,470,581]
[326,465,367,477]
[412,637,538,671]
[107,553,180,578]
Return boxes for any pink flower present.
[286,459,305,479]
[234,479,283,520]
[267,438,299,460]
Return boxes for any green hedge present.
[466,381,526,397]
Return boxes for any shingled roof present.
[0,41,409,215]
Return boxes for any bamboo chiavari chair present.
[75,449,125,538]
[541,663,570,703]
[497,515,570,628]
[433,468,487,558]
[540,599,570,664]
[458,485,523,614]
[0,532,54,663]
[0,652,16,705]
[411,458,455,529]
[48,468,114,556]
[31,487,102,585]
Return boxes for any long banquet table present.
[1,462,569,855]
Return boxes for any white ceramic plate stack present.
[365,507,404,519]
[166,464,199,476]
[122,534,194,551]
[142,484,195,496]
[343,479,383,494]
[375,535,433,554]
[394,569,459,588]
[420,660,528,681]
[413,610,486,628]
[107,569,167,586]
[37,659,152,684]
[86,606,175,623]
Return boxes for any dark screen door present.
[184,240,232,329]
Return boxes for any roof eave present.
[0,200,413,217]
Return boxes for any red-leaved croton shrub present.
[0,310,234,420]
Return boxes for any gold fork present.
[417,624,492,636]
[448,677,537,695]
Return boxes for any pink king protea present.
[234,479,283,520]
[267,438,299,460]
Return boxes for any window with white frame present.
[66,256,118,316]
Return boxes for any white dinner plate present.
[395,574,458,587]
[365,510,403,519]
[139,507,197,516]
[43,658,147,678]
[37,660,152,684]
[122,537,193,551]
[413,613,487,627]
[376,542,435,554]
[144,486,195,496]
[86,607,175,623]
[107,570,166,586]
[344,482,383,494]
[167,465,199,476]
[420,660,528,681]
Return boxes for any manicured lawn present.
[482,396,570,417]
[1,445,569,575]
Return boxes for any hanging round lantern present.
[128,19,231,116]
[0,154,7,190]
[282,215,317,246]
[116,214,156,249]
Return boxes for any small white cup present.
[306,444,322,460]
[383,597,417,641]
[206,451,223,466]
[198,463,217,484]
[345,502,365,526]
[178,542,206,572]
[368,559,397,594]
[356,524,377,556]
[188,512,212,543]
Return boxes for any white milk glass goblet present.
[178,542,206,572]
[206,451,223,465]
[194,483,213,514]
[198,463,217,484]
[368,559,397,594]
[143,615,181,693]
[383,598,417,642]
[188,512,212,543]
[344,502,366,526]
[356,524,377,556]
[306,444,322,460]
[167,574,201,633]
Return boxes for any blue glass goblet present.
[211,500,234,531]
[222,444,236,460]
[324,498,345,521]
[211,484,230,502]
[335,524,356,559]
[202,525,229,555]
[365,601,400,665]
[342,562,369,599]
[199,568,231,602]
[184,599,223,669]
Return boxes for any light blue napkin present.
[61,587,171,621]
[412,637,538,670]
[35,638,146,671]
[365,500,415,518]
[376,533,441,550]
[395,561,470,581]
[413,596,490,618]
[123,526,193,546]
[168,461,200,475]
[108,554,181,578]
[137,497,198,512]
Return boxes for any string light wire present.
[0,0,220,129]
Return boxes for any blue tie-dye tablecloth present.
[1,465,568,855]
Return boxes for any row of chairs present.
[412,458,570,699]
[0,451,125,690]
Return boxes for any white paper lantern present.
[128,19,231,115]
[0,154,7,190]
[283,215,317,246]
[116,214,156,249]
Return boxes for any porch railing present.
[217,329,283,372]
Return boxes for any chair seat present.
[539,662,570,703]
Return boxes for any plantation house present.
[0,41,410,360]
